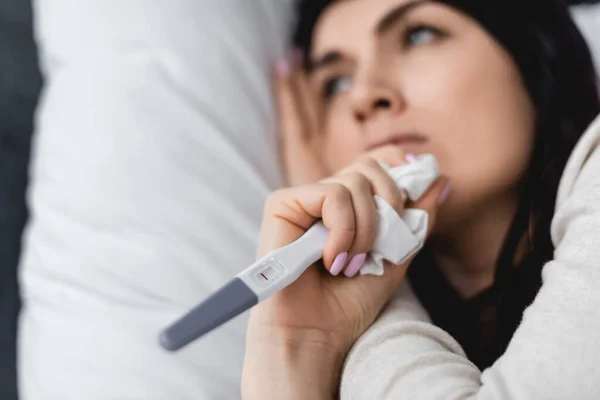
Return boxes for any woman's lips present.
[367,133,429,151]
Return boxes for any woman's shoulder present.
[556,113,600,210]
[552,113,600,246]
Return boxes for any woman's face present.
[309,0,536,226]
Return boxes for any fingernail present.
[344,253,367,278]
[330,252,348,276]
[276,60,290,77]
[438,181,452,206]
[405,154,418,164]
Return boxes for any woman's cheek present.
[449,134,531,205]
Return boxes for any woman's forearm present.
[242,331,343,400]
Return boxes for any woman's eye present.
[404,25,444,47]
[323,75,351,99]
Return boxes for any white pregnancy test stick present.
[160,222,329,351]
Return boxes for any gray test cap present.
[160,278,258,351]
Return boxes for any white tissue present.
[360,154,440,276]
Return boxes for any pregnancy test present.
[160,222,329,351]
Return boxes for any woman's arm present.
[242,331,342,400]
[340,115,600,399]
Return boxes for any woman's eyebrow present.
[375,0,432,35]
[308,51,343,73]
[309,0,432,73]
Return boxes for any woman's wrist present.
[242,328,344,400]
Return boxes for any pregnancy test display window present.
[252,260,285,286]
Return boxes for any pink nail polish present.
[344,253,367,278]
[438,181,452,205]
[276,60,290,77]
[330,252,348,276]
[405,154,418,164]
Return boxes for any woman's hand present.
[248,145,450,350]
[242,144,450,399]
[274,50,328,186]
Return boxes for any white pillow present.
[572,3,600,76]
[19,1,294,398]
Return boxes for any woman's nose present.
[350,80,405,123]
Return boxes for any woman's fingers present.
[260,130,452,279]
[321,150,410,275]
[338,157,408,216]
[259,183,356,271]
[275,57,306,142]
[322,173,378,275]
[355,145,409,169]
[290,50,320,135]
[274,50,327,186]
